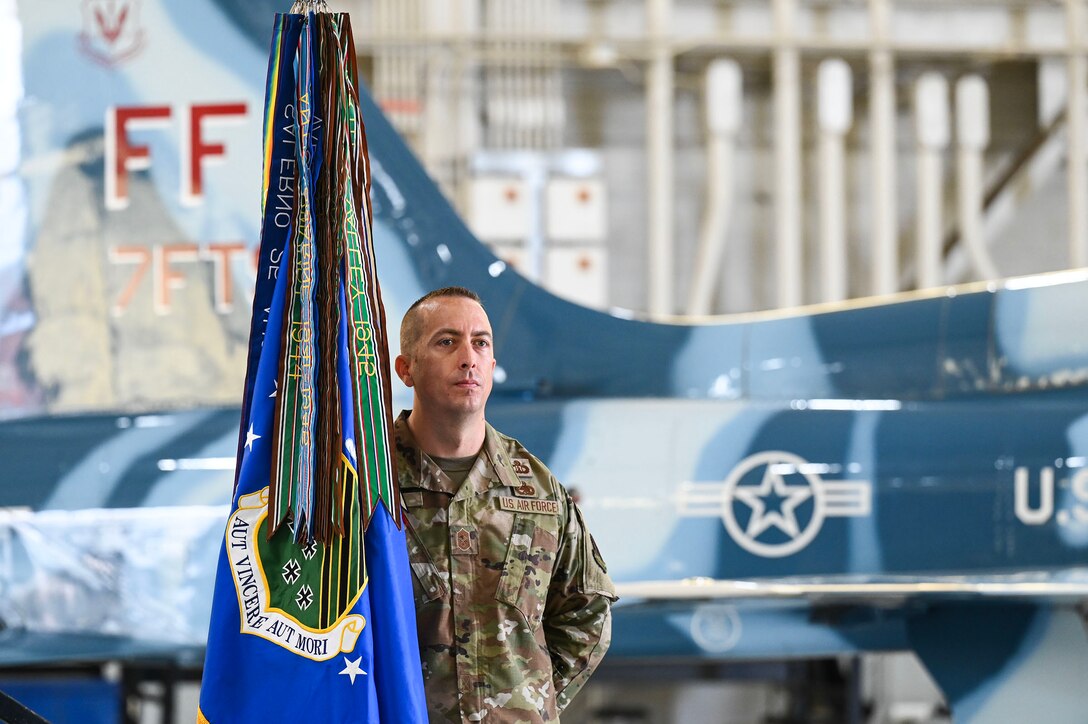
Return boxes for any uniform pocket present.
[495,514,560,629]
[403,515,447,603]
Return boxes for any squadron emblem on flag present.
[226,488,366,661]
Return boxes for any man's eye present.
[475,339,490,348]
[438,338,453,346]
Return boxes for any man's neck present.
[407,407,486,458]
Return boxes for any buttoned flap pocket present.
[403,515,448,603]
[495,514,560,630]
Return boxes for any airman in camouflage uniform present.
[394,287,617,723]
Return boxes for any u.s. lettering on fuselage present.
[1015,464,1088,527]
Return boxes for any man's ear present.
[394,354,413,387]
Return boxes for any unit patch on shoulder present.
[498,496,560,515]
[511,458,533,477]
[591,534,608,573]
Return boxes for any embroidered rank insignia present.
[513,482,536,497]
[511,458,533,477]
[451,526,477,555]
[498,496,560,515]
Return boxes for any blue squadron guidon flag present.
[198,9,427,722]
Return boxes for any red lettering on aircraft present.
[184,103,248,204]
[105,105,171,210]
[202,242,247,312]
[104,101,249,209]
[108,245,152,316]
[109,241,256,315]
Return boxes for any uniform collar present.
[480,424,523,491]
[394,411,517,497]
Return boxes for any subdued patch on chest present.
[403,491,424,508]
[451,525,478,555]
[511,457,533,477]
[513,482,537,497]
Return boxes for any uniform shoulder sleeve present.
[544,482,617,712]
[568,487,615,599]
[548,482,617,603]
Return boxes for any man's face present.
[397,296,496,419]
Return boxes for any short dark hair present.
[400,286,483,356]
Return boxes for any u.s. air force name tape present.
[498,496,560,515]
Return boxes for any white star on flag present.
[245,424,261,451]
[339,655,367,685]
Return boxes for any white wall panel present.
[465,176,531,241]
[546,177,607,241]
[545,245,608,309]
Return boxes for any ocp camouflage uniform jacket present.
[394,412,617,723]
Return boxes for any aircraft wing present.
[0,504,226,668]
[0,631,206,668]
[615,571,1088,604]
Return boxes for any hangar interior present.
[351,3,1084,721]
[354,0,1084,317]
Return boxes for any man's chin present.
[442,396,485,416]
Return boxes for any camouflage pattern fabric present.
[395,411,617,723]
